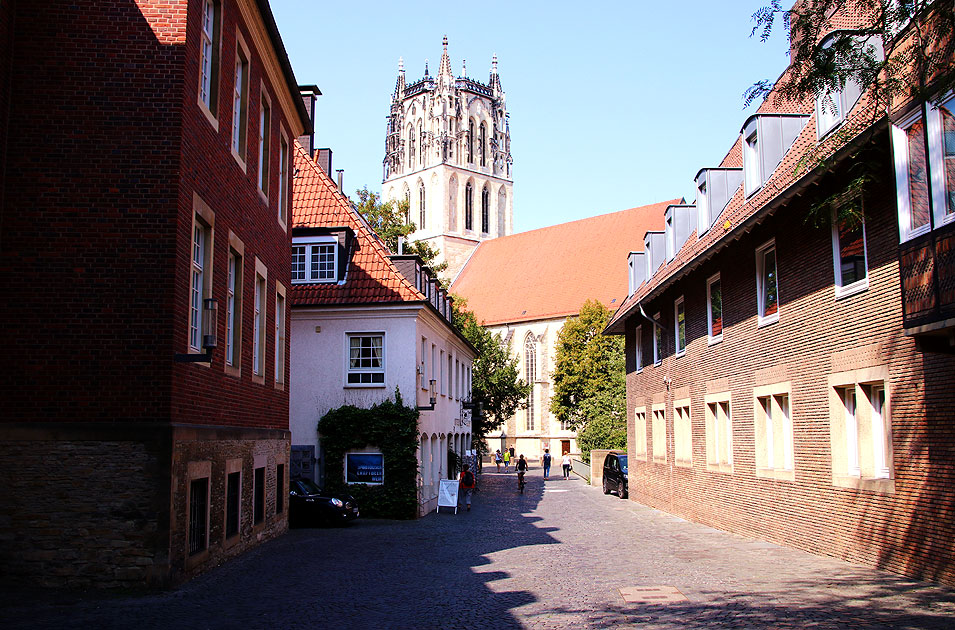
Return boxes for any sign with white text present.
[345,452,384,485]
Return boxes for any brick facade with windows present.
[606,3,955,586]
[0,0,309,587]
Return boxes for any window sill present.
[291,278,336,285]
[706,463,734,474]
[832,475,895,494]
[258,188,269,206]
[224,363,241,379]
[652,456,667,464]
[675,459,692,468]
[834,278,869,300]
[899,223,931,244]
[675,350,686,358]
[756,467,795,481]
[757,313,779,328]
[707,335,723,346]
[274,380,285,391]
[185,548,210,571]
[345,382,386,389]
[634,454,648,462]
[252,372,265,385]
[197,99,219,132]
[231,149,248,173]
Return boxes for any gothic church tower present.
[383,38,513,280]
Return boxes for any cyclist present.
[515,454,529,492]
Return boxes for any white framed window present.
[188,197,214,355]
[198,0,221,124]
[816,89,844,138]
[743,129,760,196]
[652,314,662,365]
[447,353,453,399]
[674,400,691,467]
[697,179,708,235]
[231,35,250,167]
[754,384,794,480]
[419,182,426,229]
[755,239,779,327]
[893,107,933,241]
[258,90,271,198]
[225,237,243,374]
[705,393,733,472]
[252,262,267,380]
[828,367,894,492]
[291,238,337,283]
[420,337,428,390]
[634,407,647,460]
[634,324,643,372]
[274,282,286,387]
[927,94,955,228]
[706,273,723,344]
[439,350,446,396]
[278,131,289,227]
[831,206,869,298]
[346,333,385,386]
[674,296,686,357]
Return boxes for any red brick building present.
[605,3,955,585]
[0,0,309,587]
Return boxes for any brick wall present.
[622,139,955,586]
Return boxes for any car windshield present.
[618,455,628,474]
[292,479,322,495]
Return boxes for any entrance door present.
[561,440,570,455]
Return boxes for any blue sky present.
[271,1,791,233]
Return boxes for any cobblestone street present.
[3,469,954,629]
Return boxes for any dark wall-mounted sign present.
[345,452,384,485]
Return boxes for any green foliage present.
[452,297,527,455]
[354,186,447,275]
[550,300,627,453]
[317,390,420,519]
[576,415,627,465]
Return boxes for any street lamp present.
[417,379,437,411]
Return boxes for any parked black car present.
[602,452,628,499]
[288,478,359,527]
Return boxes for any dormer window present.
[665,214,675,261]
[816,90,844,137]
[814,35,879,139]
[696,168,743,236]
[744,129,760,195]
[292,237,337,283]
[697,180,708,234]
[741,114,810,197]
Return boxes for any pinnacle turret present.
[438,35,453,79]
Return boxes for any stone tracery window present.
[465,181,473,231]
[524,334,537,431]
[481,186,490,234]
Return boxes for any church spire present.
[438,35,453,80]
[394,56,405,96]
[490,53,502,94]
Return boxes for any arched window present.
[403,185,410,224]
[481,186,489,234]
[497,187,506,235]
[479,122,487,167]
[418,183,426,229]
[525,334,537,431]
[418,122,425,166]
[465,182,473,231]
[467,119,474,163]
[448,176,457,231]
[408,125,415,166]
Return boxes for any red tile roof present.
[290,143,424,306]
[451,201,677,326]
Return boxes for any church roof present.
[290,142,425,307]
[451,200,677,326]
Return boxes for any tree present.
[354,187,447,275]
[549,300,626,462]
[746,1,954,228]
[452,298,527,454]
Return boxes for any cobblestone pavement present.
[2,469,955,629]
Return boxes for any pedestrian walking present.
[562,452,572,479]
[458,464,476,511]
[542,448,552,479]
[494,449,502,472]
[503,449,511,472]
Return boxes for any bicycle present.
[517,471,526,494]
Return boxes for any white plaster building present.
[382,37,512,280]
[290,144,476,516]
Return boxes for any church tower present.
[382,37,513,280]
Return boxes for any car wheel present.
[618,481,628,499]
[603,477,611,494]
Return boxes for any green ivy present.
[317,390,420,519]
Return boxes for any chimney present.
[297,85,321,155]
[316,148,333,177]
[336,169,344,191]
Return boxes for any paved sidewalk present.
[1,468,953,629]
